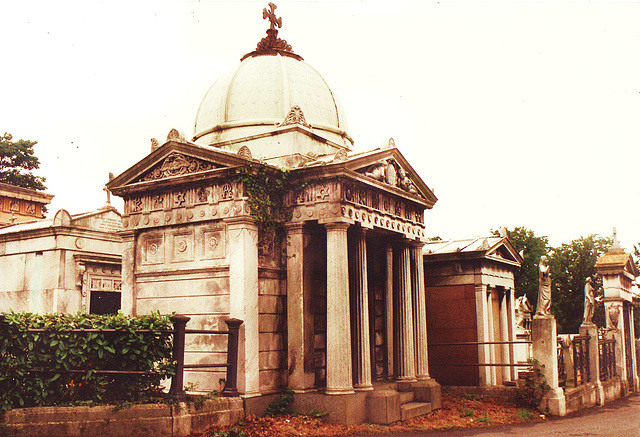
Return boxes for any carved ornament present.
[140,152,215,182]
[278,105,310,127]
[237,146,252,159]
[360,159,421,197]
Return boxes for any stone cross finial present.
[263,3,282,30]
[103,172,114,206]
[612,227,621,249]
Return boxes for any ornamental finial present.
[263,3,282,31]
[241,2,301,60]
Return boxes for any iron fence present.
[598,337,616,381]
[557,337,566,387]
[572,334,590,386]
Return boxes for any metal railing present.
[429,340,532,367]
[598,337,616,381]
[557,337,566,387]
[572,334,590,386]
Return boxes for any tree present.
[549,235,612,333]
[492,227,550,309]
[0,132,46,190]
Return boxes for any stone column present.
[499,290,511,383]
[227,217,260,397]
[119,230,136,315]
[630,305,640,392]
[579,323,604,405]
[349,228,373,390]
[486,288,497,385]
[285,223,315,391]
[395,242,417,382]
[410,242,430,380]
[475,284,491,386]
[507,289,518,381]
[532,315,566,416]
[385,244,395,378]
[325,222,354,394]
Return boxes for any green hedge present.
[0,311,174,411]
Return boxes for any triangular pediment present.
[486,237,523,266]
[107,141,255,193]
[340,148,437,207]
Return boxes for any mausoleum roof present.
[193,4,352,154]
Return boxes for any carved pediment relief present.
[137,152,217,182]
[357,159,422,197]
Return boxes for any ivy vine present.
[233,163,304,232]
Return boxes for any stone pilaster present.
[579,323,604,405]
[227,217,260,397]
[410,242,430,380]
[475,284,491,386]
[119,230,136,315]
[385,244,395,378]
[325,222,354,394]
[285,223,315,391]
[349,227,372,390]
[395,242,416,382]
[604,300,628,393]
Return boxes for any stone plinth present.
[532,315,566,416]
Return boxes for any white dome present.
[193,52,353,150]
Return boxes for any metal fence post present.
[222,318,243,397]
[169,314,190,401]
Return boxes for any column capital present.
[117,229,136,240]
[225,216,258,228]
[408,240,425,250]
[475,284,488,294]
[284,222,305,233]
[324,221,350,232]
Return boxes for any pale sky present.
[2,1,639,250]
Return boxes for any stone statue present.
[582,277,595,324]
[535,255,552,316]
[515,295,533,328]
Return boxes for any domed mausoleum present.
[108,3,440,425]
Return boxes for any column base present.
[354,384,374,391]
[325,387,356,395]
[540,387,566,416]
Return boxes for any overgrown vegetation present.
[264,389,295,416]
[515,359,550,410]
[233,163,304,232]
[0,311,174,411]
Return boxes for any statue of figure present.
[583,277,595,324]
[515,295,533,328]
[535,255,552,316]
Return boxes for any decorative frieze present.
[342,181,424,225]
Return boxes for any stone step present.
[399,391,415,404]
[400,401,432,421]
